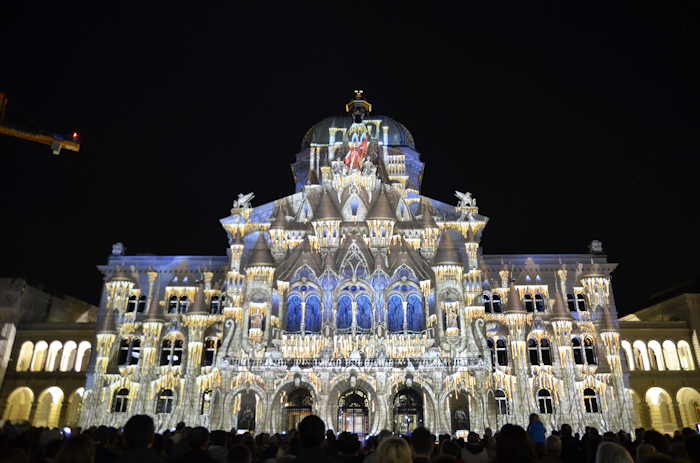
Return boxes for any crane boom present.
[0,93,81,155]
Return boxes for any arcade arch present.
[33,387,64,428]
[3,387,34,422]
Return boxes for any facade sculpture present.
[80,92,635,435]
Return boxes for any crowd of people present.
[1,413,699,463]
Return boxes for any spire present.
[270,202,287,230]
[504,280,526,314]
[189,282,208,315]
[433,230,462,265]
[315,188,342,220]
[247,233,276,267]
[367,185,396,220]
[551,289,573,320]
[100,307,117,333]
[145,284,164,322]
[419,199,438,228]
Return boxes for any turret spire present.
[247,233,276,267]
[433,230,462,266]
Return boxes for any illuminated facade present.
[80,92,635,434]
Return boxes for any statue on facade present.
[233,192,255,209]
[455,191,476,208]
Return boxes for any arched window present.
[156,389,174,414]
[621,340,635,371]
[357,294,373,330]
[160,338,184,366]
[178,296,189,313]
[168,296,178,314]
[576,294,587,311]
[16,341,34,372]
[201,389,212,415]
[30,341,48,372]
[209,295,221,314]
[407,294,424,332]
[483,294,492,313]
[567,294,576,311]
[496,339,508,366]
[60,341,78,371]
[126,295,137,313]
[118,338,140,366]
[112,388,129,413]
[337,295,352,330]
[387,294,404,333]
[492,294,502,313]
[540,339,552,366]
[305,295,321,333]
[202,338,221,367]
[528,339,540,365]
[495,390,508,415]
[584,337,597,365]
[75,341,92,372]
[137,295,147,313]
[537,389,553,414]
[678,341,695,371]
[662,340,681,371]
[287,295,302,332]
[45,341,62,372]
[535,294,545,312]
[486,338,496,368]
[524,294,534,313]
[572,337,584,365]
[583,388,599,413]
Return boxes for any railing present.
[221,355,485,370]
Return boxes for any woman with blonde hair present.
[377,437,412,463]
[595,441,634,463]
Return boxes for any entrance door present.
[284,388,313,431]
[393,388,423,434]
[236,390,257,431]
[338,389,370,436]
[449,391,470,433]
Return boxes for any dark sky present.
[1,3,698,314]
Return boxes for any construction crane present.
[0,92,81,155]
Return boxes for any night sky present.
[1,3,698,315]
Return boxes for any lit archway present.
[65,388,84,426]
[676,387,700,428]
[632,340,650,371]
[647,341,665,371]
[30,341,48,372]
[74,341,92,372]
[3,387,34,422]
[45,341,63,372]
[645,387,676,434]
[662,340,681,371]
[60,341,78,371]
[33,387,64,428]
[16,341,34,372]
[621,340,634,371]
[678,341,695,371]
[628,389,644,429]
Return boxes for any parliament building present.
[77,92,640,435]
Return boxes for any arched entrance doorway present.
[33,387,64,428]
[284,387,313,431]
[3,387,34,422]
[234,390,258,431]
[393,388,424,433]
[338,388,369,436]
[449,390,470,433]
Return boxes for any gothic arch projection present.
[271,381,317,433]
[337,388,370,435]
[676,387,700,428]
[356,294,372,330]
[392,387,424,433]
[337,294,353,330]
[16,341,33,372]
[678,341,696,371]
[30,340,48,372]
[65,388,85,426]
[662,340,681,371]
[621,340,635,371]
[406,294,425,332]
[286,294,302,332]
[632,340,651,371]
[3,387,34,422]
[447,390,471,434]
[645,387,677,434]
[647,341,665,371]
[60,340,78,371]
[325,376,381,436]
[45,341,63,372]
[33,386,64,428]
[387,294,404,333]
[75,341,92,372]
[305,294,321,333]
[628,389,644,429]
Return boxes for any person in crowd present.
[594,441,634,463]
[227,444,252,463]
[526,414,546,458]
[294,415,327,463]
[540,435,561,463]
[117,414,162,463]
[376,437,411,463]
[171,426,215,463]
[409,427,434,463]
[55,435,95,463]
[208,430,228,463]
[334,432,363,463]
[496,424,537,463]
[461,432,487,463]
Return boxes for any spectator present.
[526,414,546,457]
[409,427,434,463]
[227,445,252,463]
[295,415,327,463]
[541,435,561,463]
[594,442,633,463]
[496,424,537,463]
[461,432,487,463]
[117,414,162,463]
[376,437,411,463]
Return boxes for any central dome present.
[301,115,416,150]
